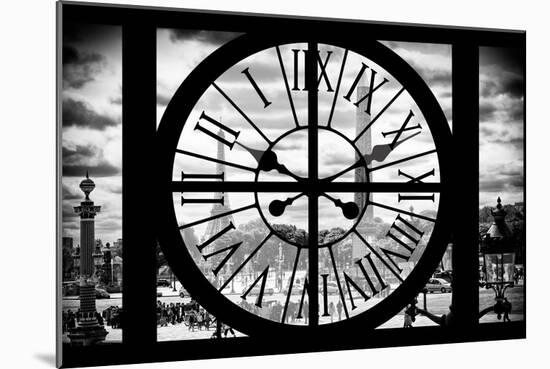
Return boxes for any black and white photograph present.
[4,1,548,369]
[54,3,527,365]
[60,23,123,344]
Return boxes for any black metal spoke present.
[218,231,274,292]
[368,200,436,222]
[354,86,405,143]
[235,142,305,182]
[328,245,349,319]
[281,247,302,324]
[276,46,300,127]
[178,203,256,230]
[326,48,348,127]
[212,82,272,145]
[171,181,441,193]
[368,149,437,173]
[320,160,362,183]
[176,149,257,173]
[307,41,319,327]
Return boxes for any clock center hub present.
[255,127,370,248]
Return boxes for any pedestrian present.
[403,308,413,328]
[188,311,196,331]
[197,310,204,330]
[328,301,335,323]
[204,311,211,330]
[287,302,296,323]
[404,300,417,328]
[96,312,104,326]
[336,300,342,321]
[223,323,236,338]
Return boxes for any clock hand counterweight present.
[364,131,420,164]
[320,193,360,220]
[236,142,304,181]
[269,193,305,217]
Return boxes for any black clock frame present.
[157,32,452,337]
[58,2,526,367]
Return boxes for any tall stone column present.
[68,172,108,345]
[352,85,377,261]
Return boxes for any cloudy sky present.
[161,34,449,238]
[61,23,122,245]
[478,47,524,207]
[61,26,524,247]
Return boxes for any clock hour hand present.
[364,131,421,165]
[236,142,304,181]
[321,131,421,183]
[269,193,304,217]
[321,193,360,220]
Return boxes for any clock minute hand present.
[236,142,304,181]
[364,131,421,165]
[321,131,422,183]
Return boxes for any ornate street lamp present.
[400,198,517,327]
[479,197,516,321]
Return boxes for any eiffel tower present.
[203,129,235,243]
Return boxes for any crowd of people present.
[62,306,122,333]
[156,300,238,337]
[156,300,215,332]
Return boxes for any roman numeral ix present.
[291,49,334,92]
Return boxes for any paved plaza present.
[62,285,524,343]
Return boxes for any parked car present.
[241,285,275,296]
[157,279,171,288]
[283,282,305,295]
[425,278,452,293]
[179,286,188,298]
[434,270,453,283]
[62,282,111,299]
[319,281,339,294]
[95,288,110,299]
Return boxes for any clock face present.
[157,32,452,337]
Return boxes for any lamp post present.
[402,198,517,327]
[479,197,515,321]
